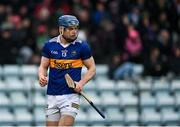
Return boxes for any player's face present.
[62,26,79,43]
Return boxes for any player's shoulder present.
[48,36,58,43]
[74,39,89,46]
[43,36,58,48]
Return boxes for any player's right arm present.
[38,56,49,87]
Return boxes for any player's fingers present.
[74,85,81,93]
[44,77,48,83]
[39,78,47,87]
[39,79,45,84]
[41,77,47,82]
[40,77,48,83]
[39,80,44,85]
[39,82,46,87]
[43,76,47,80]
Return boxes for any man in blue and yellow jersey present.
[38,15,96,126]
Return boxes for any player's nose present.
[72,30,78,35]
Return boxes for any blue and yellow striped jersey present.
[42,35,92,95]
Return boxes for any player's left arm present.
[74,56,96,93]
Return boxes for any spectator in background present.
[89,19,117,63]
[108,51,143,80]
[18,36,37,64]
[75,8,91,42]
[128,6,141,26]
[169,41,180,76]
[0,4,6,24]
[36,24,48,50]
[0,0,179,76]
[158,11,170,30]
[137,15,158,55]
[0,22,17,64]
[108,52,125,80]
[93,1,109,26]
[76,8,91,30]
[124,27,143,63]
[143,47,169,76]
[157,29,173,57]
[19,45,33,64]
[48,26,59,38]
[34,0,55,23]
[169,0,179,33]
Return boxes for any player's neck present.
[60,35,69,45]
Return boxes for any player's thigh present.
[46,95,60,126]
[46,121,59,126]
[46,110,60,126]
[58,94,80,126]
[58,114,75,126]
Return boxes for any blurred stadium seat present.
[34,107,46,124]
[124,107,139,125]
[0,64,180,126]
[160,107,179,125]
[84,91,101,106]
[117,80,136,92]
[140,91,156,108]
[0,65,2,78]
[33,92,46,107]
[174,92,180,108]
[0,0,179,126]
[0,93,10,107]
[75,109,88,123]
[141,107,161,125]
[155,91,175,108]
[138,78,153,92]
[83,80,97,91]
[96,64,108,76]
[101,91,119,106]
[119,91,138,108]
[10,92,29,107]
[5,77,24,91]
[96,77,115,91]
[3,65,21,78]
[0,108,14,125]
[21,65,38,80]
[14,108,33,125]
[86,108,106,125]
[0,79,7,92]
[171,79,180,92]
[105,107,124,125]
[152,78,170,93]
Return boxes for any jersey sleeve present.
[41,42,50,58]
[80,42,92,60]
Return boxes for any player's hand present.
[74,81,83,93]
[39,75,48,87]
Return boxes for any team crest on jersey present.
[61,50,68,57]
[71,50,77,56]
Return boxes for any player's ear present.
[59,27,64,35]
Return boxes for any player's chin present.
[70,36,77,41]
[66,37,76,43]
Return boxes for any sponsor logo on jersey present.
[50,59,83,69]
[54,60,72,69]
[51,50,58,54]
[71,50,77,56]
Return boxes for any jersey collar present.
[57,35,76,48]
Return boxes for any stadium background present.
[0,0,180,126]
